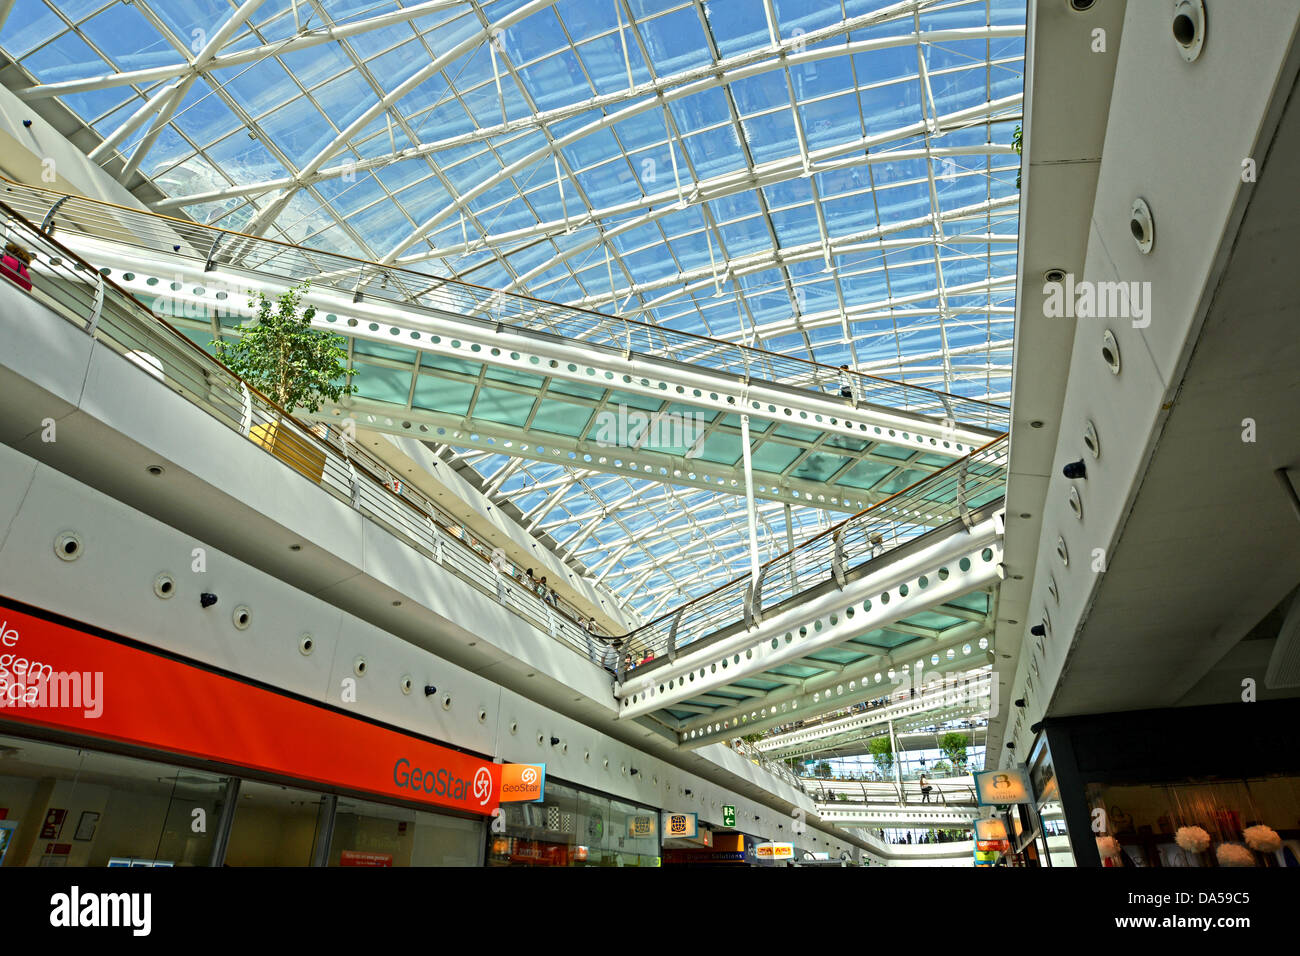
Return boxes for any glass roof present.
[2,0,1023,619]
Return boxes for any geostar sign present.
[0,602,543,816]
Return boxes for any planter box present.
[249,420,326,484]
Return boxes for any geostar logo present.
[499,763,546,802]
[473,767,492,806]
[393,757,493,806]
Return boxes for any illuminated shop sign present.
[974,767,1033,806]
[0,603,512,816]
[754,842,794,861]
[662,812,698,839]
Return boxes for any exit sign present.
[722,805,736,828]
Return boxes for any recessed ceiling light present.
[289,544,302,551]
[146,465,165,476]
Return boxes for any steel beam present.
[616,515,1003,720]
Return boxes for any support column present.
[207,777,241,867]
[784,501,796,594]
[310,794,338,867]
[889,718,902,800]
[740,413,762,588]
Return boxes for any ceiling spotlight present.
[1062,460,1087,479]
[1030,721,1044,734]
[1030,624,1046,637]
[550,737,560,746]
[1014,698,1026,708]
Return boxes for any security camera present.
[200,592,218,608]
[1029,624,1046,637]
[424,685,437,696]
[1062,460,1087,479]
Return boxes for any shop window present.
[328,797,482,867]
[1086,777,1300,867]
[224,779,328,867]
[0,734,227,867]
[488,781,659,867]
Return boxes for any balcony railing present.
[1,199,610,663]
[0,175,1009,432]
[617,434,1008,676]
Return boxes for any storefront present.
[0,734,484,867]
[1040,700,1300,867]
[0,599,533,866]
[486,779,660,867]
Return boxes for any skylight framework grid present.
[2,0,1024,617]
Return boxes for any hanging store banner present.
[662,811,698,839]
[500,762,546,803]
[754,842,794,861]
[974,767,1034,806]
[0,602,510,816]
[975,818,1010,841]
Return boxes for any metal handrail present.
[0,175,1009,431]
[617,434,1008,670]
[2,190,1006,689]
[0,200,607,659]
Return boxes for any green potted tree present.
[815,761,832,779]
[867,736,893,778]
[213,281,357,483]
[939,732,970,773]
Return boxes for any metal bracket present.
[238,383,253,437]
[345,459,362,509]
[87,273,105,335]
[204,232,225,272]
[831,526,847,589]
[666,605,685,663]
[957,458,974,530]
[747,565,769,628]
[352,263,366,303]
[40,195,70,234]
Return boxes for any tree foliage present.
[867,736,893,775]
[939,731,970,769]
[213,281,357,413]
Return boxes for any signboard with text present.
[754,842,794,861]
[974,767,1033,806]
[975,818,1009,841]
[0,601,512,816]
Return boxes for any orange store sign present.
[0,602,540,816]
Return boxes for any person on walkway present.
[838,364,854,400]
[1,242,34,292]
[919,772,932,804]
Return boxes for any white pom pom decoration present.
[1175,826,1211,854]
[1243,825,1281,853]
[1216,843,1255,867]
